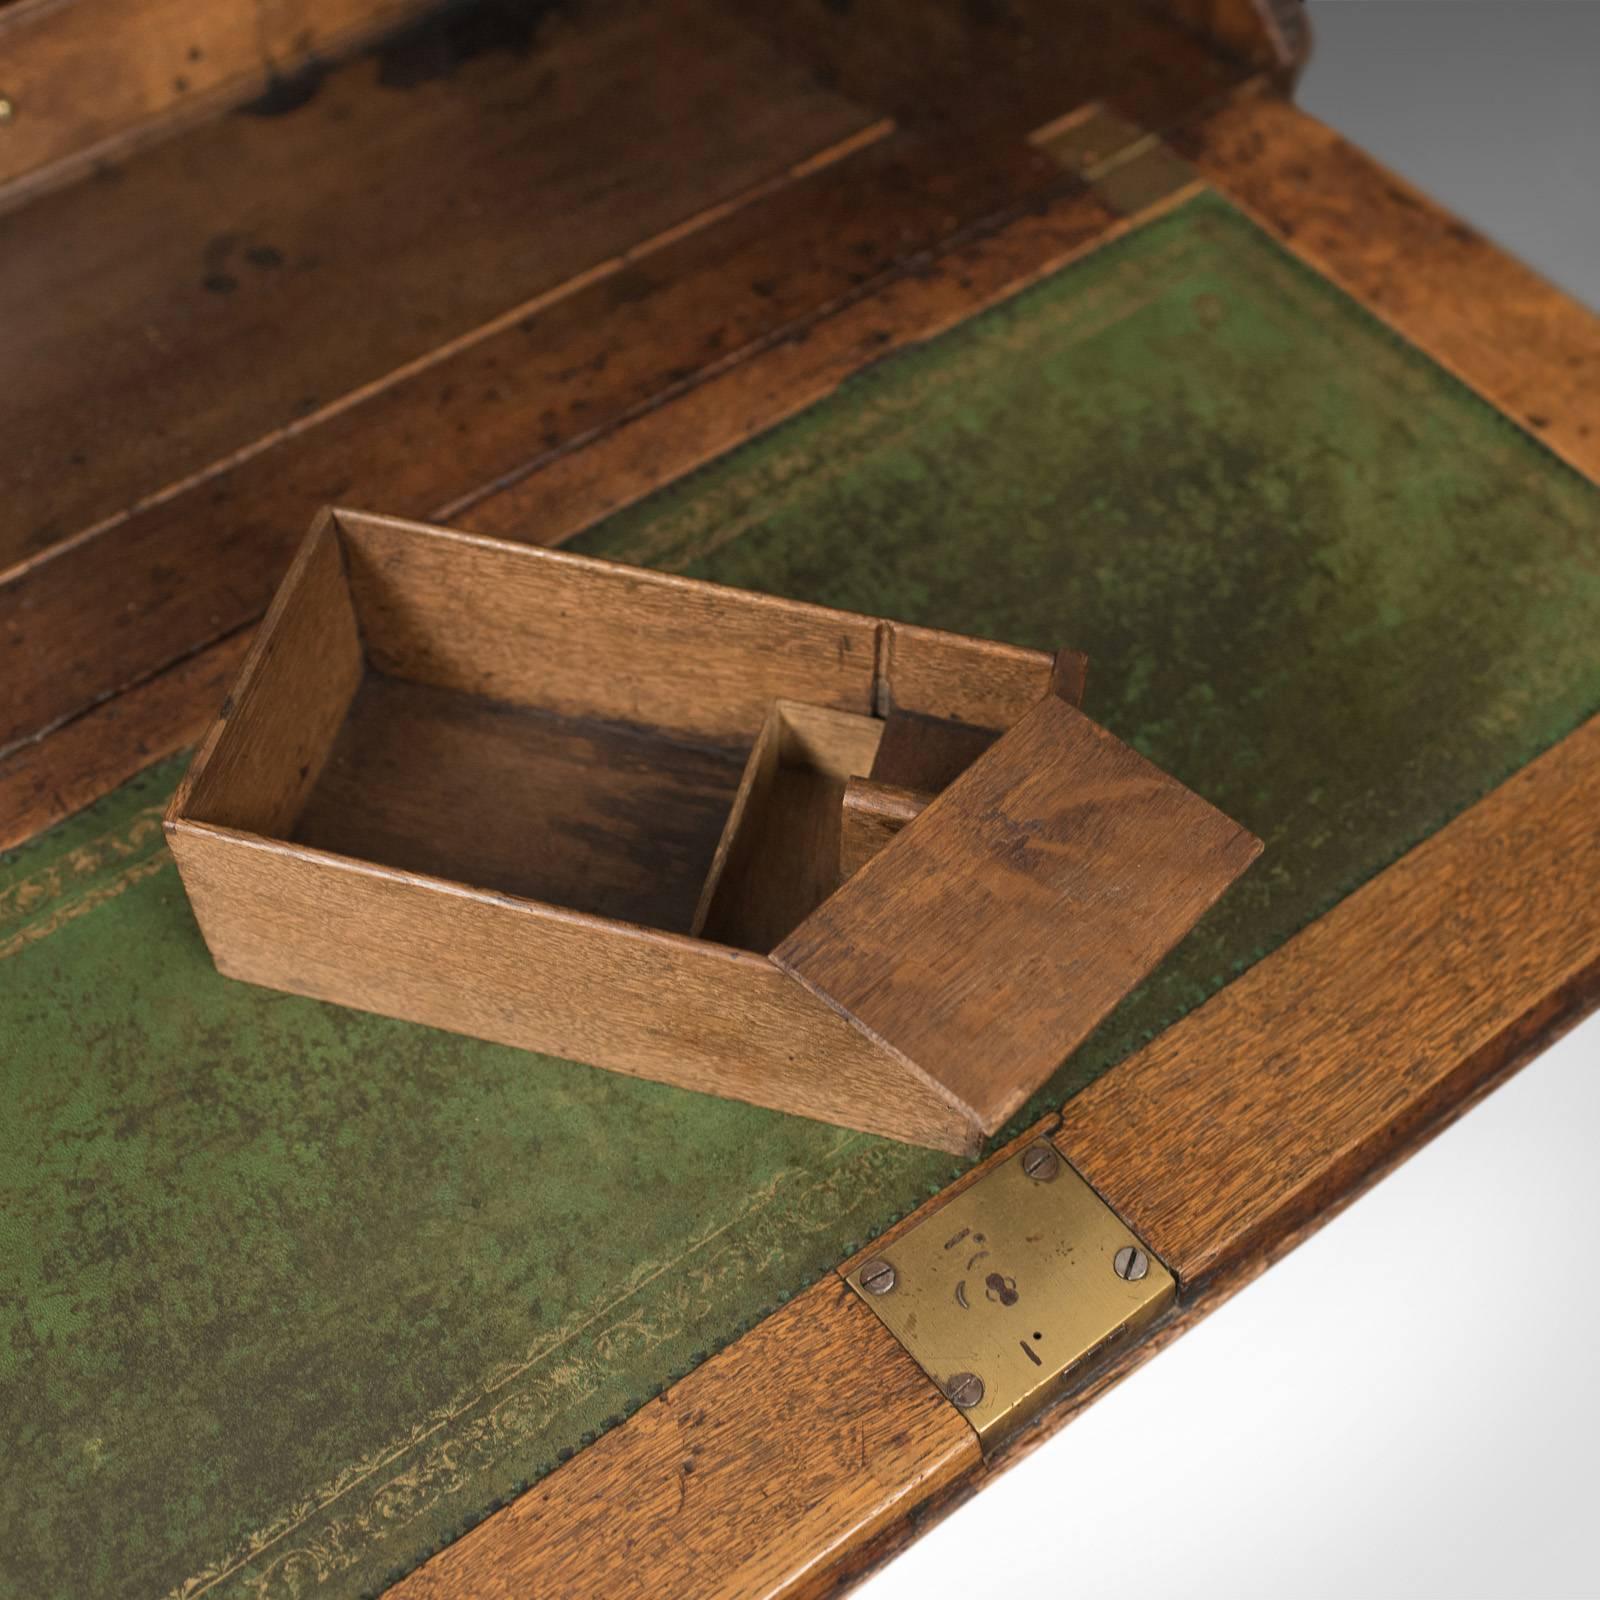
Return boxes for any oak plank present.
[696,701,887,952]
[176,512,362,839]
[459,180,1121,543]
[335,512,882,743]
[1057,711,1600,1290]
[165,821,981,1154]
[775,696,1261,1132]
[743,0,1243,146]
[0,0,871,572]
[386,1278,978,1600]
[868,711,1000,795]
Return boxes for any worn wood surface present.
[776,696,1262,1132]
[0,0,434,196]
[1057,712,1600,1290]
[0,0,871,572]
[742,0,1240,146]
[0,120,1064,761]
[386,1277,978,1600]
[294,675,745,933]
[0,0,1244,778]
[1182,90,1600,483]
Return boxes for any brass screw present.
[0,97,14,123]
[859,1258,897,1295]
[946,1372,985,1408]
[1021,1143,1060,1182]
[1113,1245,1150,1282]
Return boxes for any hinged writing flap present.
[772,694,1261,1132]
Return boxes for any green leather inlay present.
[5,192,1598,1598]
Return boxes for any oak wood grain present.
[164,821,981,1155]
[868,711,1000,795]
[1181,90,1600,483]
[1056,710,1600,1290]
[1,0,871,572]
[696,701,886,952]
[776,695,1262,1132]
[0,126,1062,759]
[293,674,745,933]
[742,0,1242,148]
[386,1276,978,1600]
[336,511,883,741]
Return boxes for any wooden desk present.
[4,4,1597,1595]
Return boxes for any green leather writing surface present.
[5,193,1598,1598]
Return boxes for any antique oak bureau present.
[3,2,1598,1596]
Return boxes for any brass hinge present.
[844,1141,1174,1448]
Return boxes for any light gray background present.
[862,6,1600,1597]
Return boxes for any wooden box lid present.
[773,682,1262,1132]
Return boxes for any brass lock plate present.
[844,1142,1174,1447]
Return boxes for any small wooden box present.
[166,508,1255,1154]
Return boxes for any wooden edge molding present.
[1180,88,1600,484]
[1059,711,1600,1289]
[385,1276,980,1600]
[383,712,1600,1597]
